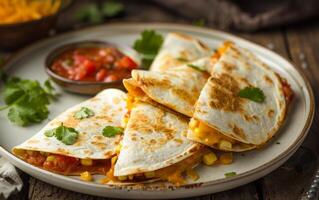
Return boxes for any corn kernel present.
[115,144,122,154]
[219,152,233,165]
[186,169,199,181]
[46,155,55,162]
[189,119,199,129]
[80,171,93,182]
[218,140,232,151]
[144,171,155,179]
[202,152,217,166]
[118,176,127,181]
[81,159,93,166]
[194,127,200,135]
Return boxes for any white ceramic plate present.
[0,23,314,199]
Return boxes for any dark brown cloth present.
[152,0,319,31]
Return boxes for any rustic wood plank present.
[258,22,319,200]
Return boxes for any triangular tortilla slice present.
[111,101,206,186]
[124,57,215,117]
[187,42,293,152]
[12,89,127,175]
[150,32,211,71]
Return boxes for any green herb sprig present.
[45,124,79,145]
[133,30,164,69]
[0,71,57,126]
[74,107,95,120]
[75,1,124,24]
[102,126,123,137]
[224,172,237,177]
[238,87,265,103]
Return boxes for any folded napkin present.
[0,157,23,199]
[152,0,319,31]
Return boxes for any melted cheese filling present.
[189,119,248,151]
[105,148,206,186]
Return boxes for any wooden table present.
[5,1,319,200]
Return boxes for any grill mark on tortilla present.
[263,75,273,85]
[208,74,244,112]
[27,139,39,144]
[268,109,275,118]
[244,114,259,122]
[57,148,69,155]
[137,74,197,109]
[231,124,246,140]
[220,61,236,72]
[171,87,197,106]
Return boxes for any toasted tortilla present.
[114,101,204,181]
[124,57,214,117]
[187,42,291,151]
[12,89,127,175]
[150,32,211,71]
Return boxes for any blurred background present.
[1,0,319,50]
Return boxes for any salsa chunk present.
[51,46,138,82]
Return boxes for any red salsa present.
[51,46,138,82]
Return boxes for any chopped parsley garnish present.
[102,126,123,137]
[238,87,265,103]
[75,1,124,24]
[187,64,206,72]
[224,172,237,177]
[45,124,79,145]
[276,142,281,144]
[0,73,57,126]
[101,1,124,17]
[133,30,164,69]
[74,107,95,120]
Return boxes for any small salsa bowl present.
[45,41,141,95]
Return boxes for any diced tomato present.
[115,56,137,69]
[82,59,96,75]
[95,69,108,81]
[104,74,118,82]
[26,154,46,166]
[51,47,137,82]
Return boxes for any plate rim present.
[0,22,315,192]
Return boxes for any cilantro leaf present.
[238,87,265,103]
[0,77,57,126]
[133,30,164,69]
[224,172,237,177]
[74,4,103,24]
[102,126,123,137]
[187,64,206,72]
[44,124,79,145]
[101,1,124,17]
[74,107,95,120]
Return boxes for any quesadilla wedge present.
[106,101,207,186]
[124,57,215,117]
[187,42,293,152]
[150,32,211,71]
[12,89,127,176]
